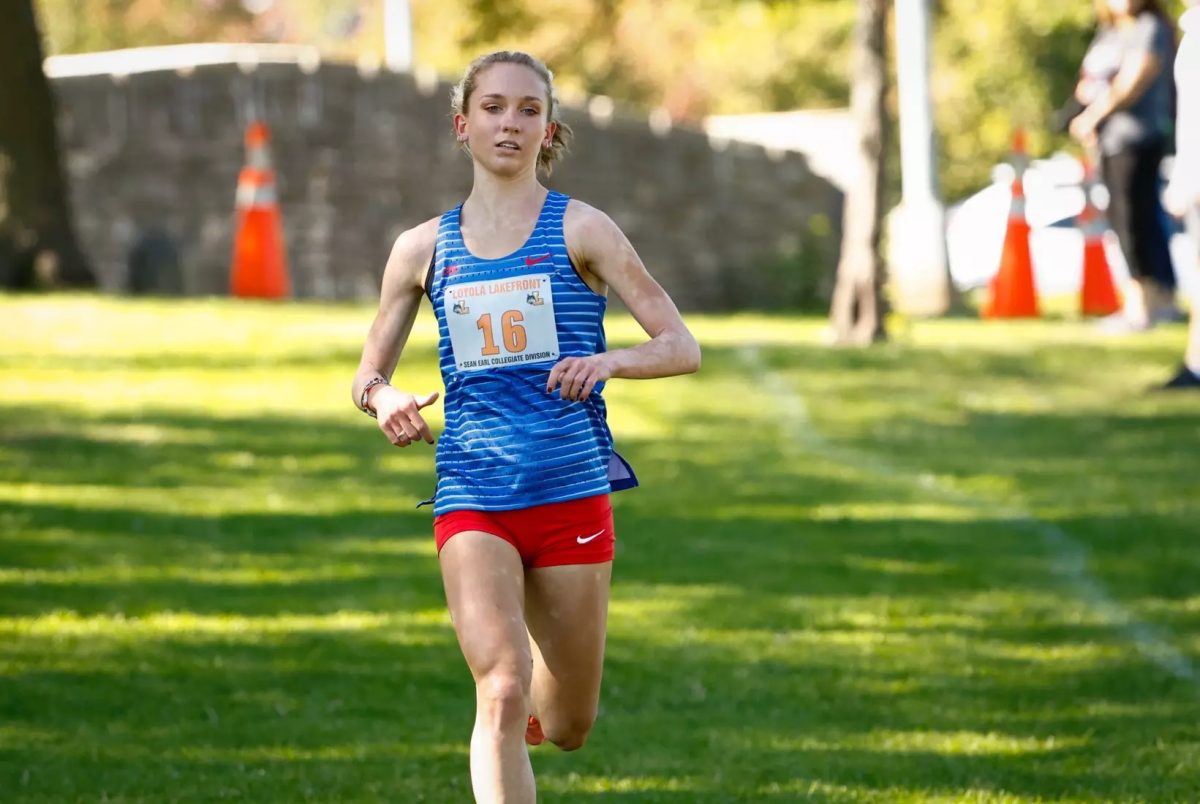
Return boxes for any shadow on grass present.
[0,343,435,374]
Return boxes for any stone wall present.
[51,56,842,310]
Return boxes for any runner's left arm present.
[548,203,700,401]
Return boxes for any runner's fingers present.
[413,414,435,444]
[396,419,422,442]
[546,361,568,392]
[560,366,583,399]
[549,359,601,399]
[578,365,600,399]
[402,413,431,443]
[571,370,590,400]
[382,415,416,446]
[551,362,572,396]
[556,360,604,400]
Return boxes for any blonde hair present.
[450,51,573,175]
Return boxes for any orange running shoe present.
[525,715,545,746]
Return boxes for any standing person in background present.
[1071,0,1179,331]
[1160,0,1200,388]
[351,51,700,803]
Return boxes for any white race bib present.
[444,273,560,372]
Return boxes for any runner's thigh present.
[440,531,531,679]
[525,562,612,717]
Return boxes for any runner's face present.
[455,63,555,176]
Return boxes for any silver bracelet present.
[358,377,389,418]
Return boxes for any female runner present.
[351,51,700,803]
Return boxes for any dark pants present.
[1102,140,1177,290]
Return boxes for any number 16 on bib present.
[445,274,561,372]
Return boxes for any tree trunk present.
[829,0,888,345]
[0,0,94,289]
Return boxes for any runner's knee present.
[543,711,595,752]
[475,671,529,733]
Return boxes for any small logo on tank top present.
[445,264,460,276]
[524,253,551,267]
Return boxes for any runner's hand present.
[547,355,612,401]
[1069,113,1098,148]
[372,387,439,446]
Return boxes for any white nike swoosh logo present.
[576,529,605,544]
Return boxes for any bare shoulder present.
[392,215,441,271]
[564,198,622,244]
[563,198,630,268]
[385,215,441,291]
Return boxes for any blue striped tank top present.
[425,190,637,515]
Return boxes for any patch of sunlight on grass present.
[539,774,705,793]
[773,781,1044,804]
[172,742,466,762]
[322,538,432,557]
[1,296,380,356]
[0,725,60,748]
[749,730,1086,756]
[209,450,354,472]
[608,589,695,626]
[0,565,381,586]
[977,640,1128,665]
[0,609,449,639]
[843,556,959,576]
[1136,596,1200,616]
[905,317,1183,350]
[711,501,978,523]
[608,584,1136,666]
[0,482,426,515]
[69,423,207,446]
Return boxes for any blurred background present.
[11,0,1193,312]
[28,0,1108,199]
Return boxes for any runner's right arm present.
[352,219,441,447]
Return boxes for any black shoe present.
[1156,365,1200,390]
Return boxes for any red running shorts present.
[434,494,614,568]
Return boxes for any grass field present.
[1,295,1198,803]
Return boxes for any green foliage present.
[36,0,253,54]
[422,0,857,119]
[2,297,1199,800]
[32,0,1194,201]
[932,1,1094,200]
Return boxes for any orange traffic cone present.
[230,121,290,299]
[983,129,1040,318]
[1077,157,1121,317]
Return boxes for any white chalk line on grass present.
[740,345,1198,685]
